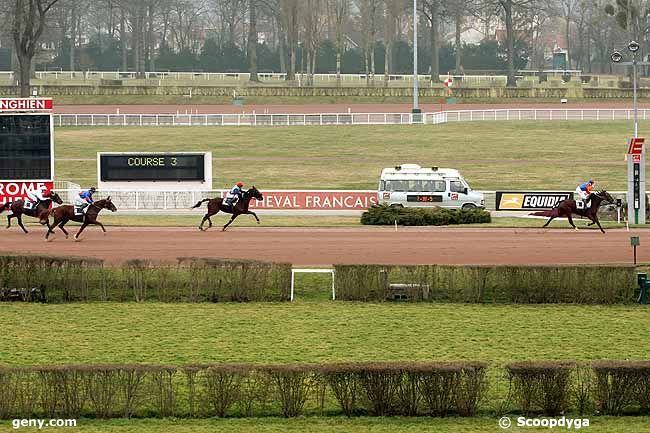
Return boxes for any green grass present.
[55,122,646,190]
[3,417,650,433]
[2,303,649,366]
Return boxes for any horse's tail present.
[529,208,559,217]
[192,198,211,209]
[0,202,11,214]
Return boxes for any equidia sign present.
[496,191,573,211]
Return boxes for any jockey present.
[225,182,244,207]
[26,185,50,207]
[75,187,97,214]
[576,179,595,206]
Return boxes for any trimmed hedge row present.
[0,362,487,419]
[361,204,491,226]
[333,264,636,304]
[1,361,648,419]
[0,255,291,303]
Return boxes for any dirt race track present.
[0,227,647,266]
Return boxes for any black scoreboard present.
[0,114,52,180]
[99,153,206,182]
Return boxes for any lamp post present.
[612,41,649,224]
[412,0,421,123]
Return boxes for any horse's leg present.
[96,221,107,234]
[594,217,605,234]
[567,214,578,230]
[223,214,237,231]
[45,220,56,240]
[199,214,210,231]
[542,216,555,228]
[17,215,28,234]
[58,220,70,238]
[247,211,261,224]
[74,223,89,240]
[6,214,12,229]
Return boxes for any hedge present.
[0,362,487,419]
[1,361,649,418]
[333,264,637,304]
[0,255,291,303]
[360,204,491,226]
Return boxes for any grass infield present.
[55,121,648,190]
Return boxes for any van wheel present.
[462,203,477,210]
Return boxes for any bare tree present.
[327,0,350,86]
[302,0,325,85]
[357,0,381,85]
[421,0,441,82]
[280,0,299,80]
[12,0,61,96]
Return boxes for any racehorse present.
[0,192,64,233]
[192,186,264,231]
[45,197,118,241]
[531,190,614,233]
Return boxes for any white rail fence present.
[52,109,650,127]
[0,71,509,85]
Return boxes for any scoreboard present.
[98,152,212,190]
[0,98,54,204]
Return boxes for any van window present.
[384,180,406,192]
[450,180,465,193]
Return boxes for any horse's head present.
[594,190,614,204]
[48,191,63,205]
[96,197,118,212]
[245,186,264,202]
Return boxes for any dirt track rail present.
[0,227,645,266]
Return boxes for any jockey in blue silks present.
[225,182,244,207]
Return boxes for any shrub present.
[356,363,401,416]
[333,264,636,304]
[360,204,491,226]
[262,364,313,417]
[320,363,361,416]
[204,364,250,417]
[506,361,576,415]
[593,361,650,415]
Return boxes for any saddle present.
[74,206,85,216]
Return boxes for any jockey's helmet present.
[89,187,97,193]
[236,182,244,187]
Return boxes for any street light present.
[611,41,650,224]
[412,0,421,123]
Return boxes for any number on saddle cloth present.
[576,201,585,210]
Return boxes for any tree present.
[421,0,442,83]
[12,0,61,97]
[280,0,299,80]
[327,0,350,86]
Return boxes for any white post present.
[331,270,336,300]
[290,270,295,302]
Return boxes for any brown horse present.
[192,186,264,231]
[45,197,118,241]
[0,192,64,233]
[531,190,614,233]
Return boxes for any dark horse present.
[531,190,614,233]
[192,186,264,231]
[0,191,64,233]
[45,197,118,241]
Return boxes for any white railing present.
[52,109,650,128]
[53,113,415,127]
[17,70,507,85]
[443,108,650,122]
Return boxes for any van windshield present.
[383,180,445,192]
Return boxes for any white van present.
[378,164,485,209]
